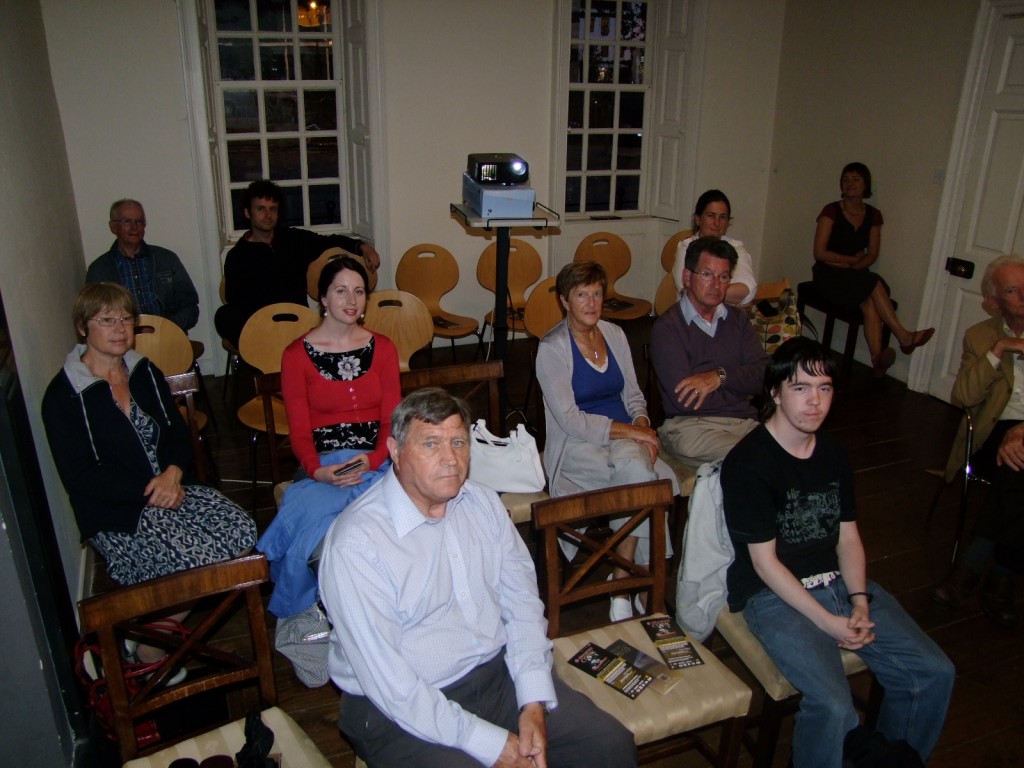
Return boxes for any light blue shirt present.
[679,291,728,337]
[319,470,556,766]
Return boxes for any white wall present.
[762,0,977,378]
[0,0,87,598]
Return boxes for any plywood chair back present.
[166,371,209,484]
[477,238,543,332]
[532,480,751,765]
[238,303,320,375]
[307,246,378,300]
[363,289,434,372]
[77,554,277,763]
[752,277,791,303]
[574,232,652,320]
[654,272,680,317]
[396,243,480,353]
[523,276,564,340]
[660,228,693,273]
[134,315,194,375]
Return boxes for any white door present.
[925,7,1024,401]
[341,0,374,240]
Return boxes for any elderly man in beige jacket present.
[932,255,1024,626]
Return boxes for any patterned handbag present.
[747,288,802,354]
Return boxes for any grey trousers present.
[339,650,637,767]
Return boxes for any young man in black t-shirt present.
[721,337,953,768]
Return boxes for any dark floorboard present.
[87,319,1022,767]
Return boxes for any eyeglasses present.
[112,218,147,227]
[89,315,138,327]
[687,268,732,283]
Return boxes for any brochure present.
[640,616,705,670]
[567,642,654,699]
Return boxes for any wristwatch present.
[716,367,727,386]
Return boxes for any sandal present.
[900,328,935,354]
[872,347,895,378]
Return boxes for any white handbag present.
[469,419,546,493]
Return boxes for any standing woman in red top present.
[258,254,400,619]
[812,162,934,376]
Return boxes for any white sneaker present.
[634,594,646,615]
[607,574,634,622]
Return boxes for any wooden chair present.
[532,481,751,766]
[363,289,434,372]
[654,272,680,316]
[477,238,543,352]
[752,277,790,303]
[660,228,693,273]
[574,232,652,321]
[520,276,563,446]
[796,281,895,381]
[77,555,274,762]
[217,276,242,406]
[396,243,480,363]
[306,246,378,300]
[166,371,211,484]
[237,303,320,510]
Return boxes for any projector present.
[467,153,529,185]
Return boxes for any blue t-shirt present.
[570,337,630,423]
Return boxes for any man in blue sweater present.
[650,236,767,470]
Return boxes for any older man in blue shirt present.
[319,388,635,768]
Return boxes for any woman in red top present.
[281,255,400,483]
[258,254,400,619]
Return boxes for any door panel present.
[928,13,1024,400]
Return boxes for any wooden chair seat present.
[478,238,543,347]
[236,393,289,437]
[660,229,693,273]
[307,246,378,298]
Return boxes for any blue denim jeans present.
[743,578,954,768]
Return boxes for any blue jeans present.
[743,578,954,768]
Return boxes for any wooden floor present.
[88,320,1023,767]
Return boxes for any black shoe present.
[980,571,1019,627]
[931,561,981,609]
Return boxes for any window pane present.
[619,47,644,84]
[218,38,255,80]
[589,1,616,40]
[304,89,337,130]
[589,92,614,128]
[617,133,642,170]
[566,135,583,172]
[588,45,614,83]
[230,188,248,230]
[585,176,611,212]
[227,139,262,181]
[259,39,294,80]
[257,0,292,32]
[307,137,339,178]
[569,44,584,83]
[268,138,301,179]
[619,92,644,129]
[224,90,259,133]
[571,0,585,39]
[297,0,332,31]
[215,0,250,31]
[616,175,640,210]
[565,177,581,213]
[309,184,342,225]
[280,186,304,227]
[622,3,647,41]
[587,134,613,170]
[300,40,334,80]
[265,90,298,131]
[568,91,584,129]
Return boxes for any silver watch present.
[717,366,727,386]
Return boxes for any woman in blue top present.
[537,262,677,621]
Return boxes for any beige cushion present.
[552,615,751,745]
[502,490,549,525]
[122,706,331,767]
[659,451,697,497]
[715,608,868,701]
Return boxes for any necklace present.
[571,328,601,361]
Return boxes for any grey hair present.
[109,198,144,221]
[390,388,471,446]
[981,255,1024,299]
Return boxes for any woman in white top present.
[673,189,757,305]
